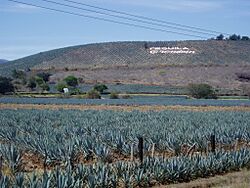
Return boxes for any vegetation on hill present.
[1,40,250,78]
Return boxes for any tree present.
[36,72,51,82]
[188,83,216,99]
[35,76,50,92]
[64,76,78,87]
[241,36,250,41]
[56,82,68,93]
[27,77,37,90]
[229,34,240,41]
[12,69,26,79]
[0,76,14,94]
[216,34,224,40]
[93,84,108,94]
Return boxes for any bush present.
[242,85,250,98]
[0,76,14,94]
[36,72,51,82]
[40,83,50,92]
[109,92,119,99]
[122,94,132,99]
[64,76,78,87]
[70,88,81,95]
[86,89,101,99]
[94,84,108,94]
[188,83,217,99]
[27,77,37,90]
[56,82,68,93]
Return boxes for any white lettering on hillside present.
[149,47,195,54]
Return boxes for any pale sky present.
[1,0,250,60]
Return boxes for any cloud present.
[0,3,39,13]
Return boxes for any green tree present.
[0,76,14,94]
[40,83,50,91]
[229,34,240,41]
[94,84,108,94]
[56,82,68,93]
[35,76,50,92]
[241,36,250,41]
[12,69,26,79]
[64,76,78,87]
[216,34,224,40]
[27,77,37,90]
[188,83,217,99]
[36,72,51,82]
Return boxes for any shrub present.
[122,94,132,99]
[27,77,37,90]
[0,76,14,94]
[94,84,108,94]
[40,83,50,91]
[188,83,217,99]
[242,85,250,98]
[64,76,78,87]
[86,89,101,99]
[35,76,50,92]
[109,92,119,99]
[56,82,68,93]
[36,72,51,82]
[70,88,81,95]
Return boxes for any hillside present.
[0,40,249,90]
[0,59,8,64]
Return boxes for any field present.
[0,96,250,107]
[0,108,250,187]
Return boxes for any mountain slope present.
[0,40,249,90]
[0,59,8,64]
[1,40,250,75]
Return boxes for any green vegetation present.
[64,75,78,87]
[86,89,101,99]
[1,41,250,78]
[188,83,216,99]
[36,72,51,82]
[109,91,119,99]
[56,82,68,93]
[0,76,14,94]
[0,109,250,187]
[27,77,37,90]
[94,84,108,94]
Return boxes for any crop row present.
[0,96,249,106]
[0,109,249,187]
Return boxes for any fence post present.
[211,135,216,153]
[0,156,3,179]
[151,143,155,158]
[130,144,134,161]
[138,137,143,163]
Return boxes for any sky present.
[1,0,250,60]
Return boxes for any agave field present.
[0,109,250,187]
[0,96,250,107]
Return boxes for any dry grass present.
[0,103,250,112]
[155,169,250,188]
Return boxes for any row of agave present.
[0,96,249,106]
[1,148,250,187]
[0,109,249,167]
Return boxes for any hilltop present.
[0,40,249,91]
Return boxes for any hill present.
[0,40,249,91]
[0,59,8,64]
